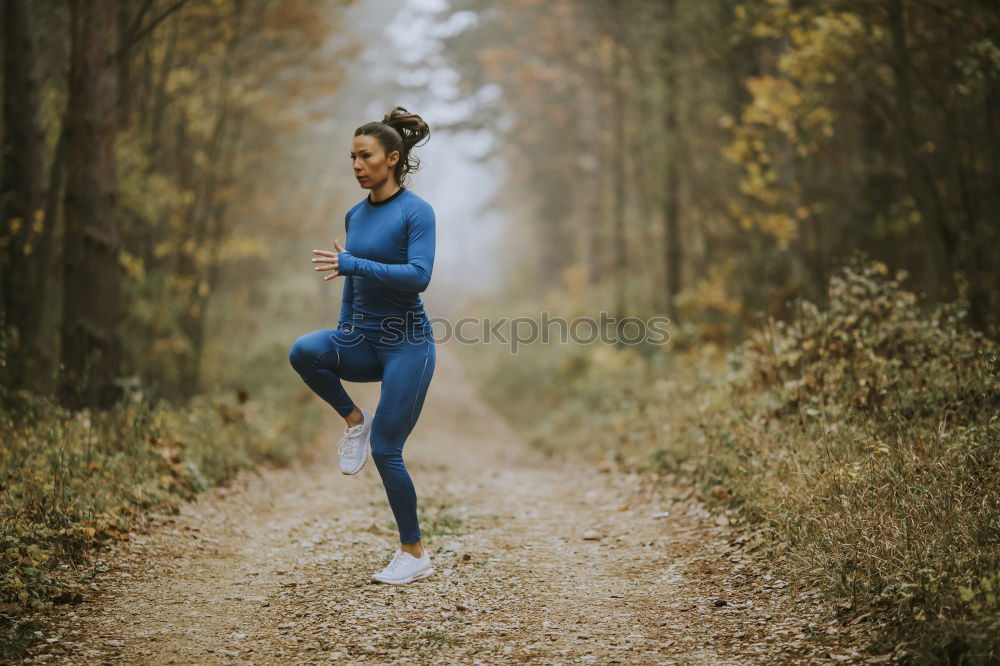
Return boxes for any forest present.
[1,0,998,663]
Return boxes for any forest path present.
[31,343,866,665]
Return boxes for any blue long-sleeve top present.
[336,187,436,332]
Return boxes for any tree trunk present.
[661,0,681,319]
[32,119,71,395]
[612,20,626,348]
[59,0,122,410]
[1,0,48,392]
[178,0,244,393]
[887,0,956,299]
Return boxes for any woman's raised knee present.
[288,333,323,374]
[288,340,306,373]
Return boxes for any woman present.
[288,106,437,585]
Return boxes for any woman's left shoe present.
[337,407,374,475]
[372,549,434,584]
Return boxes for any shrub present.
[677,259,1000,663]
[465,257,1000,663]
[0,382,320,658]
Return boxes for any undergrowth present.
[0,382,321,658]
[460,257,999,664]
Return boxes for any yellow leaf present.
[120,251,146,280]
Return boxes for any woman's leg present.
[369,337,436,546]
[288,328,382,418]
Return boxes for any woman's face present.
[351,134,399,189]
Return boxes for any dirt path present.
[27,344,871,665]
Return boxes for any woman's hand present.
[312,239,346,281]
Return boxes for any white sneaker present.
[337,407,374,475]
[371,549,434,584]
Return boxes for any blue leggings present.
[288,325,436,544]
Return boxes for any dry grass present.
[462,259,1000,664]
[0,381,321,658]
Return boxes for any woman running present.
[288,106,437,584]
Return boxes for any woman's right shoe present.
[337,407,374,475]
[371,549,434,584]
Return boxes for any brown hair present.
[354,106,430,188]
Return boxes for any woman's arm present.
[337,213,357,330]
[336,200,435,292]
[337,276,356,331]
